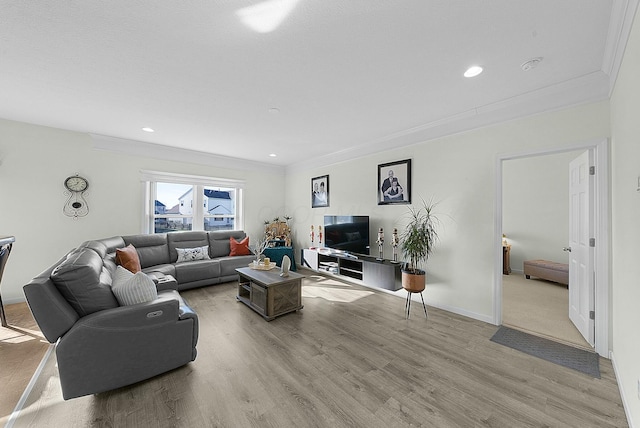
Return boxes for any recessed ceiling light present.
[464,66,483,78]
[237,0,300,33]
[269,153,277,157]
[142,127,155,133]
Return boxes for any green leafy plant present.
[400,198,440,274]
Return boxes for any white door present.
[567,150,594,345]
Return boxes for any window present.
[141,170,244,234]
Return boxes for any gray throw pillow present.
[111,266,158,306]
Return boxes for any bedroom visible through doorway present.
[500,148,594,351]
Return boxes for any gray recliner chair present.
[23,242,198,400]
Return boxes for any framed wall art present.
[311,175,329,208]
[378,159,411,205]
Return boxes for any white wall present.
[0,119,286,303]
[610,5,640,425]
[502,151,583,272]
[286,101,610,322]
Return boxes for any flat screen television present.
[323,215,370,255]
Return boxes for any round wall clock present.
[64,175,89,192]
[63,174,89,218]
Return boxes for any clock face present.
[64,176,88,192]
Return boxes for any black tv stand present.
[301,248,402,291]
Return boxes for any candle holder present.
[310,225,315,247]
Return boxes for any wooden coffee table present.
[235,267,304,321]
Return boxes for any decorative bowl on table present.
[249,261,277,270]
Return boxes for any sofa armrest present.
[56,290,198,399]
[75,295,180,330]
[147,272,178,291]
[164,289,199,349]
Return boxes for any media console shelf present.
[301,248,402,291]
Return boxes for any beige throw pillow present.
[111,266,158,306]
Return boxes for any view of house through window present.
[153,182,236,233]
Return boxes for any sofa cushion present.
[218,255,256,276]
[229,236,251,256]
[51,248,119,317]
[141,264,176,278]
[78,240,108,258]
[176,246,211,263]
[111,266,158,306]
[123,234,171,268]
[174,259,221,284]
[96,236,126,254]
[208,230,246,258]
[116,244,142,273]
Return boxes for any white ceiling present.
[0,1,635,171]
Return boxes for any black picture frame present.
[311,175,330,208]
[378,159,411,205]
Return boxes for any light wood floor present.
[0,302,49,426]
[8,272,628,427]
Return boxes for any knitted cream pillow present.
[111,266,157,306]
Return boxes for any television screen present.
[323,215,370,255]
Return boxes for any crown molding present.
[90,134,285,175]
[603,0,640,95]
[286,71,610,174]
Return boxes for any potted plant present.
[400,198,440,293]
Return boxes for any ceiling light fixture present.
[464,66,483,78]
[237,0,300,33]
[268,107,280,114]
[269,153,277,157]
[142,127,155,133]
[521,57,543,71]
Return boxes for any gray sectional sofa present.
[107,230,256,290]
[23,230,255,399]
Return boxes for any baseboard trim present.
[5,344,54,428]
[300,267,495,325]
[611,351,635,428]
[3,296,27,305]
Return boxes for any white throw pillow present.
[111,266,158,306]
[176,245,211,263]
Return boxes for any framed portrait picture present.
[311,175,330,208]
[378,159,411,205]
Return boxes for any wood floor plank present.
[10,274,628,427]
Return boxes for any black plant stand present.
[0,236,15,328]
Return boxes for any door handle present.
[563,247,572,252]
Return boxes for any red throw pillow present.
[116,244,142,273]
[229,236,251,256]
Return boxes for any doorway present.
[502,150,589,348]
[493,139,610,357]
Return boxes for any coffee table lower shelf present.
[235,267,304,321]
